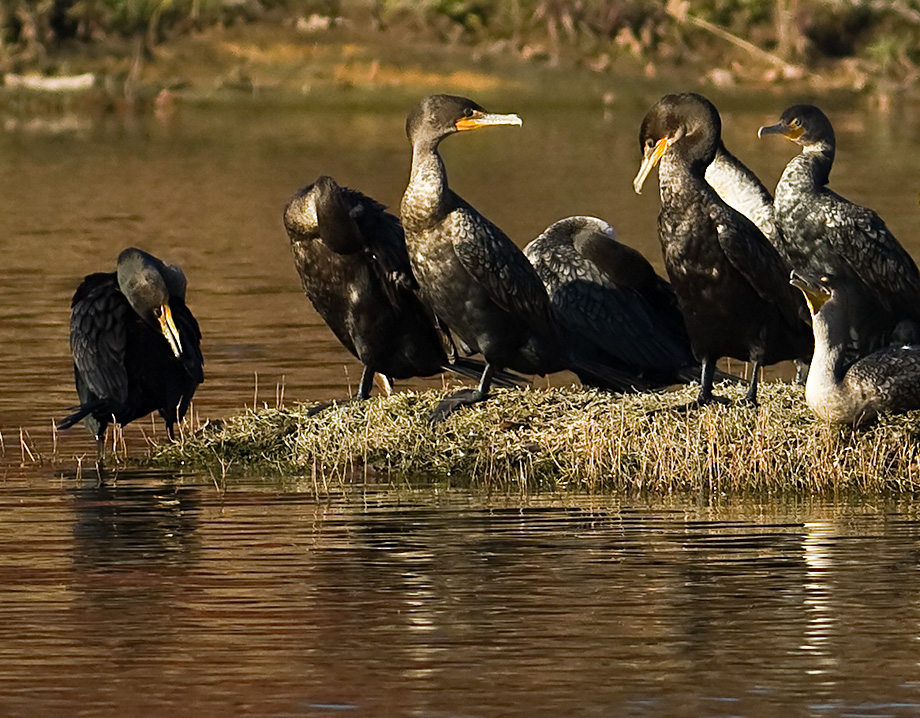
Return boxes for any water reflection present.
[65,478,204,714]
[802,520,837,684]
[1,487,920,715]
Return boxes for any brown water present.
[3,87,920,715]
[2,473,920,717]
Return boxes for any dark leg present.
[430,363,496,423]
[696,359,717,405]
[694,358,729,405]
[92,419,107,463]
[307,366,376,416]
[742,360,763,405]
[794,359,809,386]
[356,366,376,400]
[661,358,729,414]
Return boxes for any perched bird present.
[791,270,920,425]
[283,174,506,402]
[759,104,920,355]
[523,215,701,387]
[58,248,204,451]
[400,94,637,420]
[633,92,812,406]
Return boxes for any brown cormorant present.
[633,92,812,406]
[759,104,920,354]
[523,215,702,387]
[58,247,204,450]
[283,174,507,402]
[400,95,638,420]
[791,270,920,425]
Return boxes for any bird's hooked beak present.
[633,136,675,194]
[757,120,801,142]
[455,110,522,132]
[789,271,831,316]
[157,304,183,357]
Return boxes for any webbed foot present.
[430,389,486,423]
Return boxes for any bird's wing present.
[849,347,920,412]
[449,197,555,329]
[171,300,204,384]
[821,192,920,310]
[354,197,420,294]
[713,205,804,328]
[551,279,693,370]
[69,273,130,404]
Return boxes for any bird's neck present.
[806,311,848,393]
[658,151,710,207]
[401,142,449,231]
[776,143,833,200]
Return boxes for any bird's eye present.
[154,307,163,318]
[463,107,474,117]
[644,138,655,149]
[790,117,802,128]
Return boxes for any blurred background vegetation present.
[3,0,920,87]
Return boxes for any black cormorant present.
[759,104,920,354]
[523,215,702,387]
[400,95,638,419]
[400,94,564,419]
[58,247,204,450]
[283,174,505,402]
[633,92,812,406]
[791,270,920,424]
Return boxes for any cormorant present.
[791,270,920,425]
[633,92,812,406]
[523,215,701,387]
[400,95,638,420]
[759,104,920,355]
[58,248,204,451]
[283,174,508,402]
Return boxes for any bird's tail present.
[570,359,652,394]
[56,401,104,431]
[445,356,527,389]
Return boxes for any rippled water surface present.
[1,474,920,717]
[3,87,920,715]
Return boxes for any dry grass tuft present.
[151,382,920,493]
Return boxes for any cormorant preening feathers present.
[705,143,778,244]
[760,104,920,355]
[58,247,204,449]
[634,92,811,406]
[523,215,701,387]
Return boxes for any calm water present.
[3,86,920,715]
